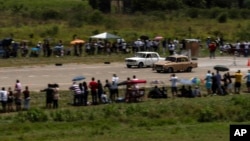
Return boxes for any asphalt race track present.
[0,56,248,91]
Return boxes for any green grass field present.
[0,89,250,141]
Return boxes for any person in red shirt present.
[89,77,98,105]
[209,41,217,59]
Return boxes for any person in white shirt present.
[170,73,178,97]
[112,74,119,98]
[0,87,8,112]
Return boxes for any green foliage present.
[208,7,224,19]
[217,12,228,23]
[228,8,240,19]
[186,8,200,18]
[235,24,250,40]
[40,25,59,37]
[88,10,104,25]
[15,108,48,122]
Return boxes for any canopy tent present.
[90,32,121,39]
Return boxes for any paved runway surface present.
[0,56,249,91]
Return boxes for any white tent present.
[90,32,121,39]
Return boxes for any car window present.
[146,54,151,58]
[166,57,176,62]
[135,53,146,58]
[151,53,157,58]
[182,57,188,62]
[177,58,182,62]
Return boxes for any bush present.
[228,8,240,19]
[186,8,199,18]
[15,108,48,122]
[217,12,228,23]
[208,7,223,19]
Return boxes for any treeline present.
[89,0,250,13]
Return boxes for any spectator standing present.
[89,77,98,105]
[0,87,8,113]
[82,81,89,106]
[234,70,243,94]
[7,87,14,112]
[104,80,112,98]
[244,70,250,92]
[69,82,81,106]
[209,41,216,59]
[204,70,212,96]
[168,41,175,55]
[216,71,224,95]
[97,80,104,103]
[40,84,54,109]
[170,73,178,97]
[112,74,119,97]
[14,79,22,111]
[211,72,218,95]
[162,38,167,55]
[79,83,85,105]
[23,86,30,110]
[53,84,59,108]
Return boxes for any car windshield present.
[165,57,176,62]
[135,53,146,58]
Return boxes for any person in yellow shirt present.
[234,70,243,94]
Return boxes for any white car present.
[125,52,165,68]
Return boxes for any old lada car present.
[125,52,165,68]
[153,54,198,73]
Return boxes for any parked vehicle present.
[125,51,165,68]
[152,54,198,73]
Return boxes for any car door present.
[145,53,153,66]
[180,57,189,71]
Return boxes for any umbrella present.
[70,39,85,45]
[72,75,86,81]
[214,65,229,72]
[118,79,147,86]
[154,36,163,40]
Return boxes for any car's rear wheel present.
[167,67,173,73]
[186,67,192,72]
[127,65,132,68]
[156,70,161,73]
[138,62,144,68]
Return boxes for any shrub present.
[186,8,199,18]
[217,12,228,23]
[15,108,48,122]
[208,7,223,19]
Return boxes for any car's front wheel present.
[186,67,192,72]
[138,62,144,68]
[167,67,173,73]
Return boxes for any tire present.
[167,67,173,73]
[156,70,161,73]
[138,62,143,68]
[186,67,192,72]
[127,65,132,68]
